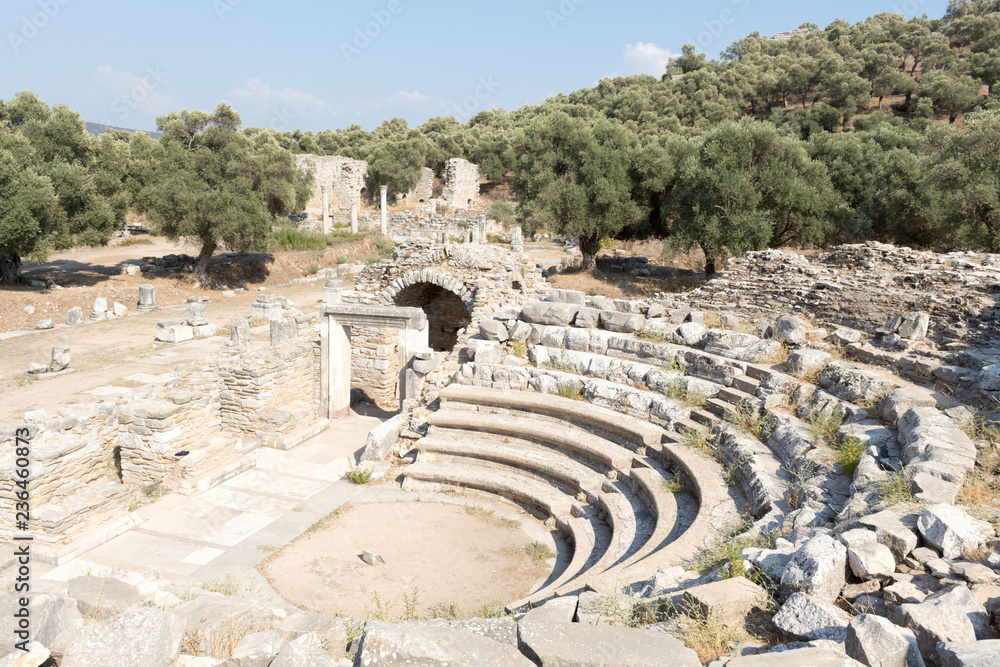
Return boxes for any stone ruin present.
[2,240,999,666]
[295,154,369,226]
[295,155,484,232]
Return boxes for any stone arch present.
[378,271,475,351]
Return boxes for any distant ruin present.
[295,155,482,230]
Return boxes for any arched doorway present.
[393,283,472,351]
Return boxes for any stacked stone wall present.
[296,154,369,220]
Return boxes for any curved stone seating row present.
[419,400,648,601]
[406,386,739,607]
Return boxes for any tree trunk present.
[579,234,602,274]
[0,254,21,284]
[704,258,718,276]
[194,243,217,286]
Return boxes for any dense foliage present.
[4,1,1000,281]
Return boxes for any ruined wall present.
[350,326,400,408]
[441,158,480,209]
[401,167,435,204]
[0,413,128,554]
[296,154,369,220]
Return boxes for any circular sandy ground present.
[259,500,554,619]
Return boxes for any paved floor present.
[38,413,382,585]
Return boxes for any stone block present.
[185,303,209,326]
[521,302,579,326]
[781,534,848,603]
[773,315,806,343]
[66,307,83,325]
[550,289,586,305]
[479,319,509,342]
[918,504,996,560]
[517,619,700,667]
[113,302,128,318]
[192,324,217,339]
[845,614,923,667]
[773,592,851,642]
[49,346,70,372]
[880,387,937,423]
[599,311,645,333]
[60,608,185,667]
[357,620,531,666]
[682,577,768,629]
[36,319,54,330]
[270,318,298,347]
[155,323,194,344]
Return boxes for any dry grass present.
[464,504,521,530]
[548,266,704,299]
[182,614,273,659]
[675,607,753,665]
[957,445,1000,533]
[764,344,791,366]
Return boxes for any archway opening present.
[394,282,471,351]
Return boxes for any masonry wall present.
[441,158,480,208]
[350,326,400,409]
[296,154,369,220]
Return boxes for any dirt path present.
[0,237,380,424]
[259,501,552,619]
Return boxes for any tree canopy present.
[135,104,310,282]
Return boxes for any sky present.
[1,0,950,134]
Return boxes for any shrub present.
[346,461,374,485]
[835,435,866,477]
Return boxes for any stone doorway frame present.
[319,304,429,419]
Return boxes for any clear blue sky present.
[1,0,950,133]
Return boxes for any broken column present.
[49,346,70,373]
[155,319,193,344]
[185,303,217,339]
[478,217,487,244]
[321,185,330,235]
[90,297,108,321]
[380,185,388,235]
[351,201,359,234]
[512,225,524,253]
[270,318,297,347]
[229,317,249,348]
[323,279,346,304]
[137,285,157,312]
[440,232,449,245]
[470,225,480,244]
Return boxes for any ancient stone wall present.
[349,326,400,408]
[296,155,369,220]
[401,167,434,204]
[441,158,480,209]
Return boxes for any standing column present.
[321,186,330,235]
[351,201,359,234]
[380,185,388,235]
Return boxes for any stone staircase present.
[402,385,741,610]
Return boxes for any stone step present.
[620,467,680,566]
[438,385,662,449]
[674,419,705,436]
[427,410,635,471]
[718,387,754,405]
[415,435,608,495]
[262,418,330,451]
[509,515,599,611]
[690,409,720,427]
[705,398,731,418]
[661,431,683,445]
[743,364,773,382]
[558,488,637,595]
[402,460,578,518]
[733,376,760,395]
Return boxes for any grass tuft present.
[523,541,556,562]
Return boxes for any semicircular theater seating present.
[401,384,745,609]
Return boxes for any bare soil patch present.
[259,501,552,619]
